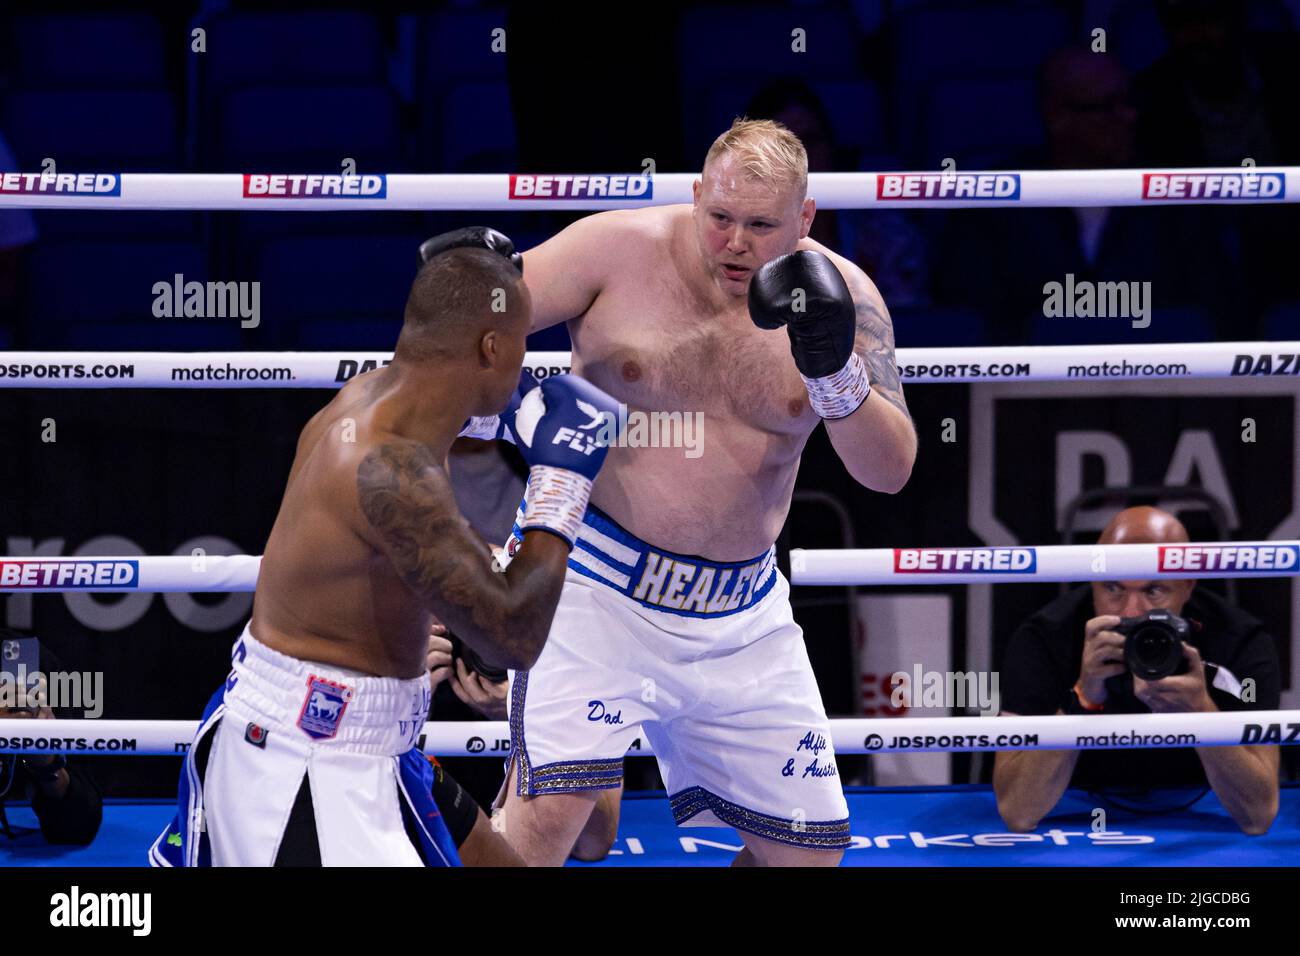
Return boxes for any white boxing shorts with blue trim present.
[149,623,459,867]
[506,505,850,851]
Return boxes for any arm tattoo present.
[852,289,912,421]
[356,441,506,634]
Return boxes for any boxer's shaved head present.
[397,247,530,362]
[1098,506,1190,546]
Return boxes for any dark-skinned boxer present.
[152,231,619,866]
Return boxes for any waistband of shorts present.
[223,624,431,756]
[554,505,778,618]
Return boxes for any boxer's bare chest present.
[570,266,817,436]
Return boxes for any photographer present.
[994,507,1281,834]
[0,631,103,847]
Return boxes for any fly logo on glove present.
[511,375,620,547]
[549,400,608,456]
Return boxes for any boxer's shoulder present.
[352,435,460,543]
[797,235,876,297]
[567,205,675,255]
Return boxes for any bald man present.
[994,507,1281,834]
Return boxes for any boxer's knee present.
[569,783,623,862]
[737,832,843,867]
[497,759,601,866]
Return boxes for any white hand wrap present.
[458,415,501,441]
[801,352,870,420]
[519,465,593,547]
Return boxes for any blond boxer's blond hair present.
[703,118,808,196]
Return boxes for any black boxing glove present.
[749,249,869,420]
[418,226,523,274]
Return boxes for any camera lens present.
[1125,625,1182,680]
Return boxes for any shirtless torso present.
[249,356,580,682]
[537,204,872,560]
[250,371,449,679]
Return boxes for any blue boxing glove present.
[458,369,539,442]
[510,375,620,546]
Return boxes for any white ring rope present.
[0,168,1292,210]
[1,341,1294,389]
[1,711,1295,757]
[4,542,1297,593]
[790,542,1300,586]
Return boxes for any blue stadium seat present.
[1104,0,1169,75]
[33,211,202,242]
[416,9,511,84]
[254,235,421,345]
[678,6,865,160]
[1029,306,1213,345]
[56,320,244,350]
[436,81,518,172]
[891,4,1069,163]
[2,91,181,171]
[921,77,1043,167]
[679,6,863,85]
[202,12,385,100]
[295,318,402,350]
[1259,300,1300,340]
[691,78,886,165]
[11,14,168,90]
[814,80,888,157]
[217,85,402,171]
[892,306,988,348]
[24,239,208,340]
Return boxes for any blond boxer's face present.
[692,156,813,298]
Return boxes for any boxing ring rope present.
[1,341,1296,388]
[2,711,1297,757]
[789,542,1300,586]
[0,167,1292,210]
[3,542,1295,593]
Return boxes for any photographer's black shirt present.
[1000,586,1282,791]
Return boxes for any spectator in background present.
[0,133,38,344]
[1135,0,1300,323]
[931,46,1234,343]
[1136,0,1300,167]
[0,631,103,847]
[744,78,932,308]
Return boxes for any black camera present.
[448,632,509,684]
[1115,609,1191,681]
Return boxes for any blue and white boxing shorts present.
[505,505,850,851]
[150,623,459,867]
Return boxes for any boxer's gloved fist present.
[749,250,870,420]
[510,375,619,547]
[458,369,539,442]
[418,226,523,274]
